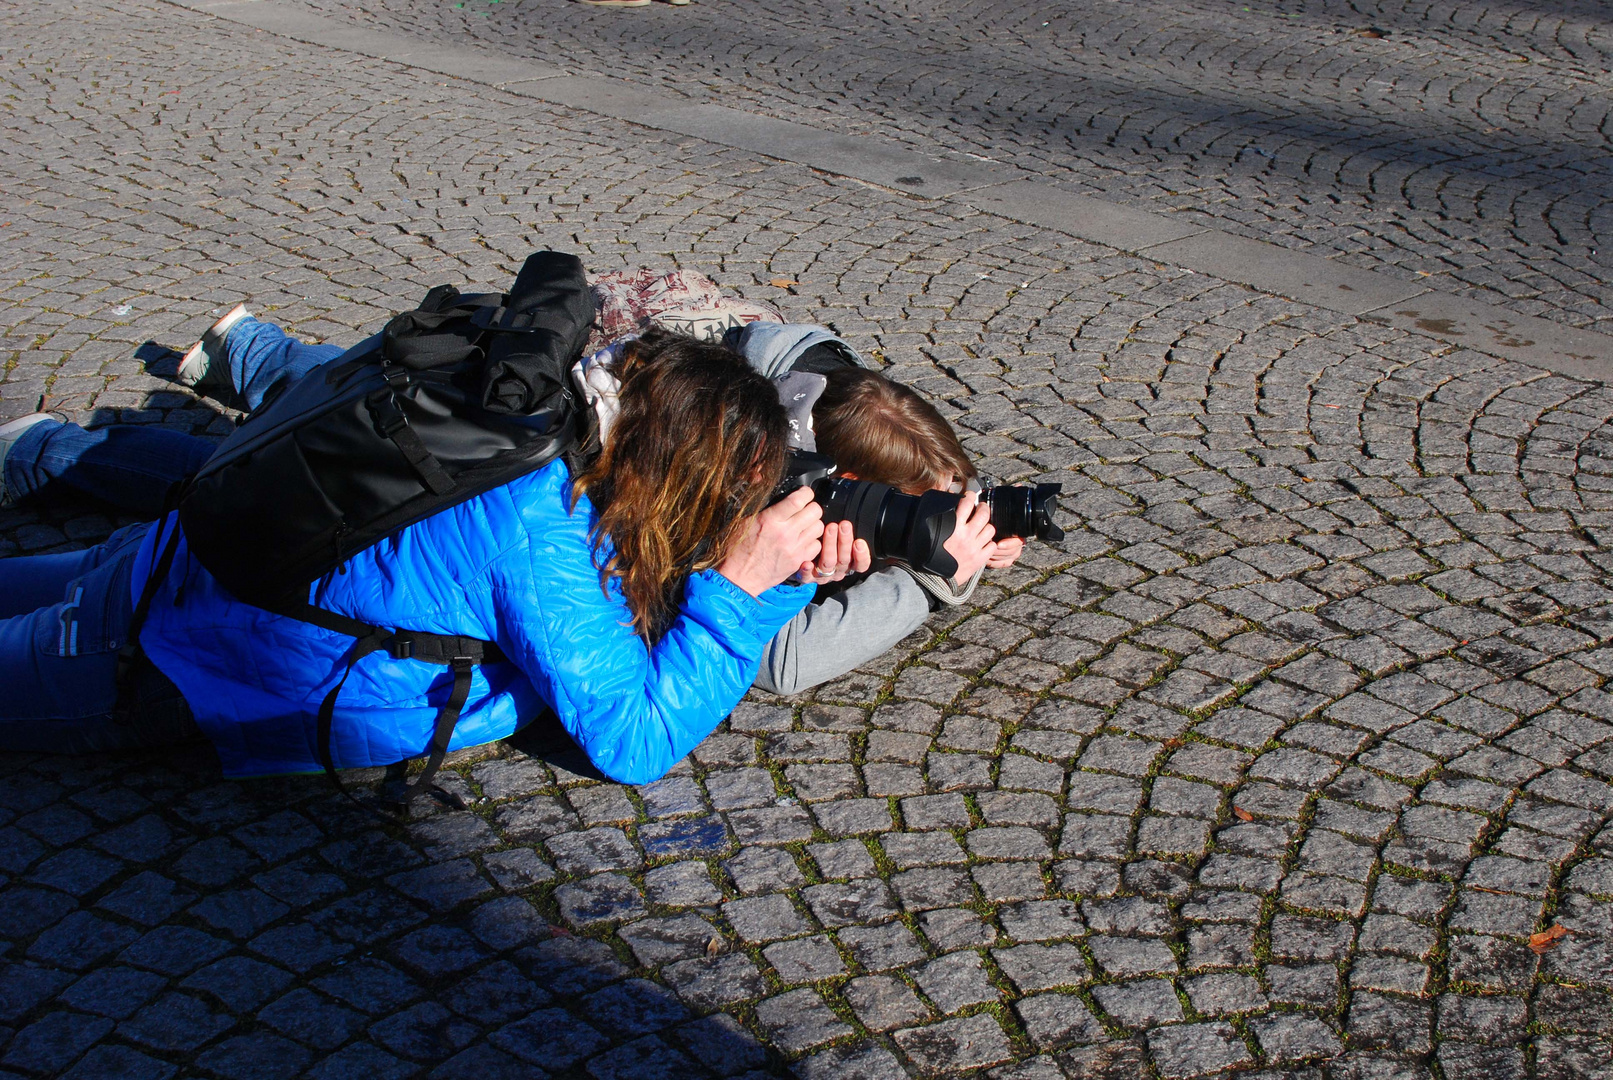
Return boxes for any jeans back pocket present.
[36,546,138,659]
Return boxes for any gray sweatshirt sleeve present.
[754,566,932,695]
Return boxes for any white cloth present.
[570,341,627,447]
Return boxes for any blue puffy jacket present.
[131,459,812,784]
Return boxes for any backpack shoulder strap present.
[791,339,863,375]
[288,600,504,810]
[116,508,186,706]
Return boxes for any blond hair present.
[812,367,975,494]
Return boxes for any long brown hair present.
[571,329,788,639]
[813,366,976,494]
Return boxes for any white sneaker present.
[177,304,251,390]
[0,413,58,507]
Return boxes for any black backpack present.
[128,251,597,805]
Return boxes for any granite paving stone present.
[486,1008,609,1070]
[1014,992,1106,1051]
[1092,978,1187,1028]
[722,847,806,896]
[912,950,1000,1014]
[752,989,852,1054]
[893,1013,1014,1073]
[660,953,768,1013]
[722,894,813,944]
[837,922,925,973]
[672,1013,770,1075]
[553,872,647,929]
[1147,1021,1254,1078]
[762,934,845,984]
[56,966,165,1021]
[845,974,929,1033]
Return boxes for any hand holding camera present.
[719,486,826,597]
[801,519,872,586]
[941,491,997,586]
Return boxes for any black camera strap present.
[116,506,187,718]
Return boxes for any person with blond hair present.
[718,326,1025,695]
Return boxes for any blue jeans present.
[3,317,345,512]
[0,318,345,745]
[0,522,197,749]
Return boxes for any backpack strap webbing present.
[115,511,186,713]
[293,600,503,809]
[364,372,458,497]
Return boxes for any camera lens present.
[983,483,1065,542]
[812,478,962,580]
[799,467,1064,580]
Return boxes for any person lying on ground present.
[722,321,1026,694]
[759,363,1024,694]
[0,318,842,786]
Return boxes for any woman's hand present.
[942,492,996,586]
[986,537,1025,569]
[718,487,825,597]
[797,520,871,586]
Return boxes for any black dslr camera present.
[774,452,1064,579]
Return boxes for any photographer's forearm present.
[754,567,931,695]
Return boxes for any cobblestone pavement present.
[3,0,1613,1078]
[277,0,1613,336]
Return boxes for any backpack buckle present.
[366,389,409,437]
[390,635,415,659]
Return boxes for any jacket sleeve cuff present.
[687,570,814,648]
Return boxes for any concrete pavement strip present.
[171,0,1613,379]
[960,178,1209,254]
[633,104,1016,198]
[188,0,569,82]
[1136,230,1428,319]
[1359,290,1613,385]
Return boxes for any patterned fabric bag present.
[586,268,783,353]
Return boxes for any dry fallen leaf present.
[769,278,798,288]
[1528,924,1569,954]
[1233,805,1255,822]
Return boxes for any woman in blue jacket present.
[0,323,835,785]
